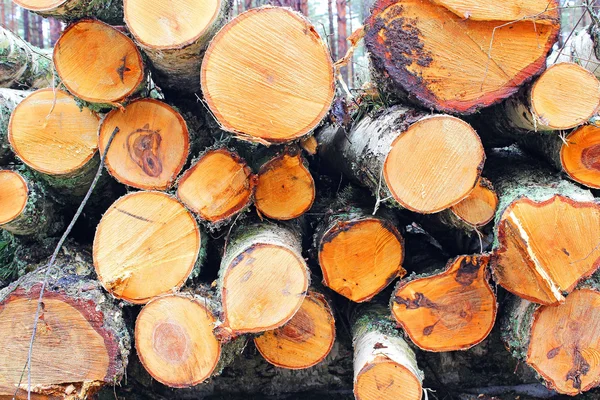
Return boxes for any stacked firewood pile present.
[1,0,600,399]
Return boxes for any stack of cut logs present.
[1,0,600,399]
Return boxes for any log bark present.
[8,88,102,197]
[549,24,600,78]
[487,147,600,305]
[201,6,335,144]
[502,277,600,395]
[98,98,190,191]
[12,0,123,24]
[316,105,485,214]
[124,0,231,94]
[391,253,497,352]
[254,289,335,369]
[53,19,145,105]
[313,186,405,302]
[0,27,52,89]
[0,247,130,398]
[216,221,309,336]
[93,191,202,304]
[0,88,27,164]
[365,0,560,114]
[352,304,424,400]
[177,147,256,229]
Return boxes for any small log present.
[8,88,101,195]
[135,293,244,388]
[491,63,600,133]
[316,106,485,214]
[0,169,59,237]
[352,305,423,400]
[177,148,256,228]
[254,290,335,370]
[365,0,560,114]
[0,88,28,164]
[314,193,405,302]
[391,254,497,352]
[0,248,130,398]
[93,191,201,304]
[446,177,499,230]
[11,0,123,24]
[0,27,52,89]
[217,221,309,336]
[488,148,600,305]
[53,20,145,105]
[255,150,315,220]
[201,6,335,144]
[124,0,231,93]
[98,99,190,190]
[503,281,600,396]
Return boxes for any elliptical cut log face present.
[254,291,335,369]
[135,294,222,388]
[561,124,600,189]
[54,20,144,104]
[391,254,497,351]
[365,0,560,114]
[201,6,335,143]
[98,99,190,190]
[0,170,28,228]
[449,177,498,227]
[93,191,201,304]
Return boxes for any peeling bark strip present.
[0,249,130,398]
[0,27,52,90]
[316,106,484,214]
[365,0,559,114]
[12,0,123,24]
[503,284,600,396]
[487,148,600,305]
[352,305,423,400]
[93,191,201,304]
[124,0,231,93]
[217,222,309,336]
[391,254,497,352]
[98,99,190,191]
[53,20,145,105]
[254,290,335,370]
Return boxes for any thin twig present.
[12,126,120,400]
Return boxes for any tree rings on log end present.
[561,124,600,189]
[0,171,28,226]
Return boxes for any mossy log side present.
[12,0,123,24]
[316,105,484,214]
[0,27,52,90]
[0,247,130,398]
[487,148,600,305]
[0,88,28,164]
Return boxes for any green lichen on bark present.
[0,27,53,89]
[29,0,124,24]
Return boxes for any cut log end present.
[561,124,600,189]
[319,218,405,302]
[383,115,484,213]
[0,171,28,226]
[255,153,315,220]
[493,195,600,305]
[135,295,221,388]
[254,291,335,369]
[8,89,99,176]
[391,254,496,351]
[201,6,334,143]
[222,242,309,334]
[366,0,559,113]
[531,63,600,130]
[54,20,144,103]
[125,0,222,49]
[93,191,200,304]
[527,288,600,395]
[177,148,255,223]
[450,178,498,227]
[99,99,189,190]
[354,355,423,400]
[12,0,65,11]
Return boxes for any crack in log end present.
[566,346,591,391]
[117,55,131,84]
[394,292,438,310]
[582,144,600,171]
[455,256,481,286]
[275,308,315,343]
[114,208,154,223]
[547,346,561,359]
[127,125,164,178]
